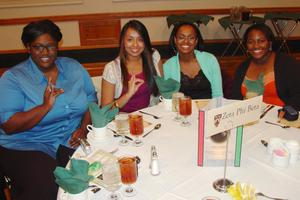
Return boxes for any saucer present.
[87,132,118,153]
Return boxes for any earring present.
[269,46,272,51]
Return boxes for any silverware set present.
[107,127,133,141]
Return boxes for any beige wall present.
[1,0,300,50]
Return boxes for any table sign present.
[198,96,262,167]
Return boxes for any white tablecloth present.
[58,102,300,200]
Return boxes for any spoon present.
[265,121,290,129]
[256,192,288,200]
[143,124,161,138]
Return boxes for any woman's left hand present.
[69,128,86,148]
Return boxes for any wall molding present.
[0,0,83,8]
[1,7,300,25]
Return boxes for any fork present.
[265,121,290,129]
[139,110,161,119]
[256,192,288,200]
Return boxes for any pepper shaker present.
[150,145,160,176]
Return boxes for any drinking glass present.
[115,113,129,146]
[102,159,122,200]
[129,114,144,147]
[119,156,138,197]
[179,96,192,126]
[172,92,184,121]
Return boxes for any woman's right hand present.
[127,75,144,97]
[43,78,64,109]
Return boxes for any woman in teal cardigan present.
[163,21,223,99]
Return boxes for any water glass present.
[115,113,129,146]
[102,159,122,200]
[172,92,184,121]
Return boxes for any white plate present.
[57,189,92,200]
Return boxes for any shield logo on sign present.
[214,114,222,127]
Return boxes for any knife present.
[260,105,275,119]
[261,139,268,147]
[107,127,133,141]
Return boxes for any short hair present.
[243,23,275,45]
[169,21,204,55]
[21,19,62,46]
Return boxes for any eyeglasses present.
[176,35,196,43]
[31,44,57,52]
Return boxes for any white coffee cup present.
[272,148,290,168]
[267,137,284,154]
[86,124,106,138]
[285,140,300,164]
[159,96,172,111]
[68,190,88,200]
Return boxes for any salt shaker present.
[79,138,92,156]
[150,145,160,176]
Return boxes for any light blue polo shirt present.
[0,57,97,158]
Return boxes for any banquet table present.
[57,101,300,200]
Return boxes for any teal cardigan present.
[163,50,223,98]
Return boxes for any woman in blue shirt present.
[0,20,97,199]
[163,21,223,99]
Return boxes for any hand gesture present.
[43,78,64,109]
[127,75,144,97]
[69,128,86,148]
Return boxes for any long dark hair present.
[119,20,158,96]
[169,21,204,55]
[21,19,62,46]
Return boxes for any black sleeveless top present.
[179,70,212,99]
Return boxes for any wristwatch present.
[113,101,120,109]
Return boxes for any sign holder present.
[197,96,262,193]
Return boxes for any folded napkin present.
[154,76,180,99]
[89,102,119,128]
[54,159,94,194]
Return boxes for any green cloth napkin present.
[88,102,119,128]
[154,76,180,99]
[54,159,94,194]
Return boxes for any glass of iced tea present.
[115,113,129,146]
[172,92,184,121]
[179,96,192,126]
[118,156,138,197]
[129,114,144,147]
